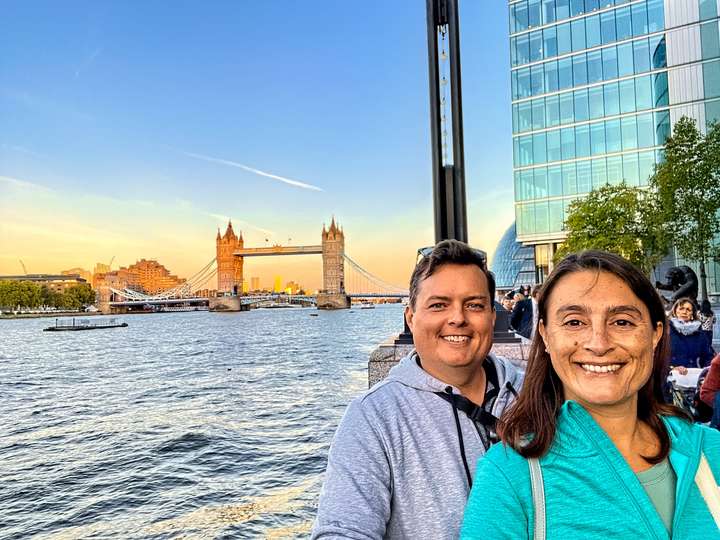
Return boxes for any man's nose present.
[447,304,466,326]
[583,324,613,355]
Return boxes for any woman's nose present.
[583,325,613,355]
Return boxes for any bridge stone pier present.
[213,217,350,310]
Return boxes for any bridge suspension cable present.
[342,254,408,295]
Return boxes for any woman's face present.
[538,270,663,410]
[674,301,694,322]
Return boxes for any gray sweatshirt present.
[312,352,523,539]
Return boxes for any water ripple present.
[0,306,402,538]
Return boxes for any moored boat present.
[43,318,128,332]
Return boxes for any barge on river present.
[43,318,128,332]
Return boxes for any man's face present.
[405,264,495,377]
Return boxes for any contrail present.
[182,151,324,192]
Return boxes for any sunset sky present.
[0,2,514,292]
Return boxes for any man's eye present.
[429,303,446,309]
[467,302,485,310]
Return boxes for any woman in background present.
[461,251,720,539]
[668,297,714,371]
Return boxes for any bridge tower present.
[216,221,244,294]
[318,217,350,309]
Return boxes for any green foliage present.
[0,281,96,310]
[649,117,720,299]
[556,182,668,275]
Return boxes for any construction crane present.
[108,255,115,269]
[19,260,27,275]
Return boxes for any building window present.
[635,74,652,110]
[615,7,632,41]
[562,162,578,195]
[701,21,720,60]
[572,18,587,52]
[574,88,590,121]
[707,99,720,124]
[589,85,605,118]
[647,0,664,32]
[634,38,651,73]
[607,154,623,184]
[591,157,607,188]
[618,42,634,77]
[700,0,718,21]
[546,94,561,126]
[704,60,720,100]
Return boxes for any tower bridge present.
[215,217,349,309]
[103,217,408,312]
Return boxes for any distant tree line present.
[0,281,96,310]
[557,116,720,301]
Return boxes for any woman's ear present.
[538,318,548,349]
[652,321,663,350]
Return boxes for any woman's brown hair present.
[498,250,691,462]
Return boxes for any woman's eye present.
[613,319,635,327]
[562,319,583,327]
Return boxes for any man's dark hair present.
[408,239,495,309]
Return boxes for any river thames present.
[0,305,404,539]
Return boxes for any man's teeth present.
[580,364,621,373]
[443,336,469,343]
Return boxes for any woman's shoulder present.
[482,441,533,478]
[663,415,720,451]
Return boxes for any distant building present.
[94,262,111,275]
[273,275,283,293]
[509,1,720,289]
[0,274,88,293]
[250,276,260,291]
[216,221,244,295]
[490,222,537,294]
[61,267,92,283]
[285,281,303,294]
[95,259,185,295]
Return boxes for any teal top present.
[636,459,676,533]
[460,401,720,540]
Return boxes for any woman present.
[669,297,714,370]
[461,251,720,539]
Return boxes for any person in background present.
[699,299,716,348]
[312,240,523,539]
[668,297,714,372]
[460,250,720,539]
[501,296,514,312]
[510,285,541,340]
[701,353,720,429]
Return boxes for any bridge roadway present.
[109,292,408,307]
[234,246,322,256]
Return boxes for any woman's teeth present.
[580,364,621,373]
[443,335,469,343]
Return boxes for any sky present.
[0,1,514,292]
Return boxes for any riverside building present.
[510,0,720,290]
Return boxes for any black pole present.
[446,0,467,242]
[426,0,467,243]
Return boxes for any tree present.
[650,116,720,301]
[62,284,96,309]
[556,182,669,275]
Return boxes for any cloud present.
[180,150,324,192]
[0,144,48,159]
[0,175,54,193]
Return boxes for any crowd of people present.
[312,242,720,539]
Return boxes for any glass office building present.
[509,0,720,288]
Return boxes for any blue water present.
[0,306,404,539]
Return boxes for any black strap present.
[434,359,501,430]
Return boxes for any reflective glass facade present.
[509,0,720,292]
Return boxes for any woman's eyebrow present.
[607,305,643,317]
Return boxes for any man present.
[510,284,540,340]
[312,240,523,539]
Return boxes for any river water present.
[0,305,404,539]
